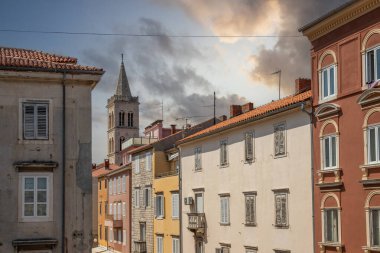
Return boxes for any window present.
[105,226,108,241]
[245,193,256,225]
[109,179,112,195]
[134,155,140,174]
[146,152,152,171]
[122,175,126,193]
[366,46,380,84]
[119,111,125,126]
[155,194,164,218]
[134,188,140,208]
[113,203,117,220]
[99,181,102,190]
[99,202,102,215]
[113,178,116,195]
[143,187,151,207]
[172,192,179,219]
[140,222,146,241]
[220,195,230,225]
[220,139,228,166]
[99,225,102,240]
[105,179,107,188]
[274,123,286,157]
[23,102,49,140]
[322,135,337,169]
[118,229,122,243]
[109,228,113,242]
[368,125,380,164]
[109,201,112,214]
[245,248,257,253]
[172,237,180,253]
[117,202,122,220]
[321,65,336,100]
[196,239,204,253]
[371,209,380,246]
[21,173,51,220]
[157,235,163,253]
[245,132,254,161]
[194,147,202,171]
[324,209,339,243]
[128,112,134,127]
[274,192,288,227]
[105,201,108,215]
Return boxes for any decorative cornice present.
[302,0,380,42]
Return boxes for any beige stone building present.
[0,47,103,253]
[178,81,314,253]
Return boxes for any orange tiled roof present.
[92,163,119,177]
[179,90,312,144]
[0,47,103,74]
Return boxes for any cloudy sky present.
[0,0,349,163]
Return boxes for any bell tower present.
[107,55,139,165]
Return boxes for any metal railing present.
[134,241,147,253]
[187,213,206,230]
[155,169,178,178]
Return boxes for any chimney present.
[230,105,242,118]
[104,159,110,170]
[170,124,177,135]
[241,102,254,114]
[92,163,96,170]
[218,115,227,122]
[295,78,311,94]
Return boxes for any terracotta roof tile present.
[180,90,312,143]
[0,47,103,73]
[92,163,119,177]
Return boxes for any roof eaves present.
[0,65,104,75]
[177,99,310,146]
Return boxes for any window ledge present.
[274,224,289,229]
[219,163,229,168]
[220,222,230,226]
[319,96,338,105]
[361,164,380,181]
[362,246,380,252]
[319,242,344,252]
[194,168,202,172]
[317,168,342,185]
[244,223,257,227]
[274,153,287,159]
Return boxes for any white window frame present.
[155,194,164,218]
[172,192,179,219]
[370,208,380,247]
[323,208,340,243]
[320,64,337,100]
[172,237,180,253]
[157,235,164,253]
[274,190,289,228]
[146,152,152,171]
[245,131,254,162]
[220,195,230,225]
[274,122,287,158]
[220,139,229,167]
[19,172,53,222]
[367,125,380,164]
[365,45,380,84]
[322,135,338,170]
[194,147,202,171]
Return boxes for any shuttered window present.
[146,152,152,171]
[134,156,140,174]
[155,194,164,218]
[172,237,180,253]
[274,192,288,227]
[172,193,179,218]
[143,187,151,207]
[245,132,254,161]
[220,196,230,224]
[134,188,140,208]
[220,140,228,166]
[23,103,49,140]
[274,123,286,157]
[194,147,202,171]
[245,194,256,225]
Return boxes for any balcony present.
[187,213,206,234]
[122,137,157,150]
[105,214,123,228]
[134,241,147,253]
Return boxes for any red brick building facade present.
[300,1,380,252]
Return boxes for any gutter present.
[178,146,183,253]
[0,66,104,75]
[178,100,310,146]
[62,72,66,253]
[301,102,316,253]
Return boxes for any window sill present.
[362,246,380,252]
[219,163,229,168]
[319,96,338,105]
[274,224,289,229]
[194,168,202,172]
[360,164,380,181]
[155,216,164,220]
[19,216,53,223]
[220,222,230,226]
[244,159,255,164]
[244,223,257,227]
[172,217,179,220]
[319,242,344,252]
[274,153,287,159]
[18,139,53,145]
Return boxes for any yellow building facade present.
[153,149,180,253]
[98,175,109,248]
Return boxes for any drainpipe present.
[178,146,183,253]
[301,102,315,253]
[62,72,67,253]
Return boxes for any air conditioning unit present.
[184,197,194,205]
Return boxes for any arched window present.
[108,113,112,129]
[119,136,125,152]
[318,50,338,101]
[363,108,380,165]
[365,191,380,249]
[108,139,111,153]
[320,120,339,170]
[362,29,380,85]
[320,193,341,246]
[128,112,134,127]
[111,112,114,128]
[111,138,114,153]
[119,111,125,126]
